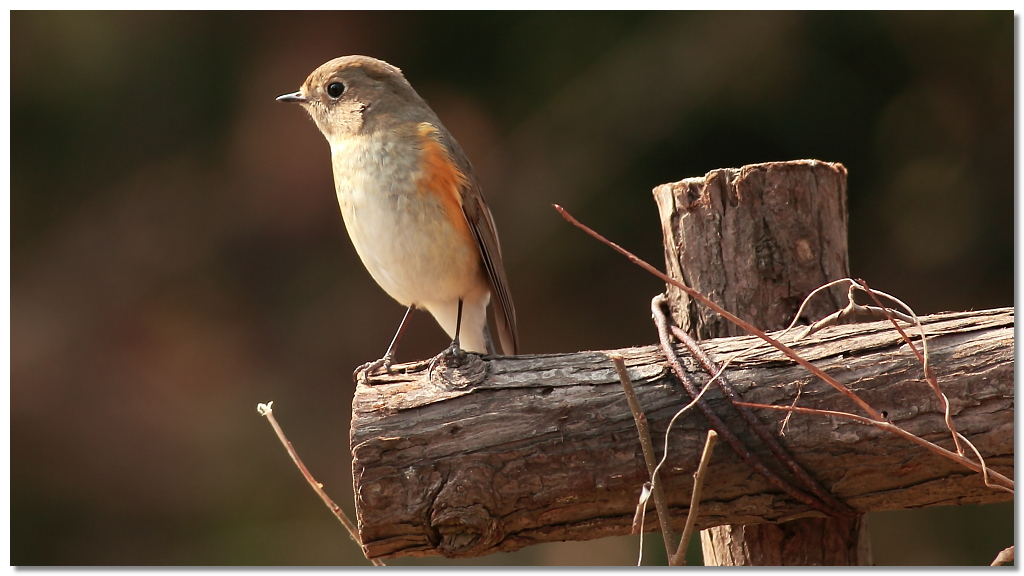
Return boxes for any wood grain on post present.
[654,160,851,340]
[349,306,1013,560]
[656,159,862,565]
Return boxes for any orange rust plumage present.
[415,123,474,244]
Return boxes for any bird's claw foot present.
[354,354,394,381]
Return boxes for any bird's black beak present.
[276,91,308,103]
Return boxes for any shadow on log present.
[350,308,1013,560]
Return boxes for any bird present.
[277,55,518,373]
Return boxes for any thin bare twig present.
[257,402,386,566]
[553,204,883,421]
[640,373,720,565]
[733,401,1013,492]
[990,545,1014,566]
[670,430,718,566]
[610,354,676,555]
[779,383,803,435]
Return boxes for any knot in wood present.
[430,461,503,557]
[431,503,504,557]
[432,353,490,389]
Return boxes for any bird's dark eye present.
[327,82,345,98]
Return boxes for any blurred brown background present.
[11,11,1013,566]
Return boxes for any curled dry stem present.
[632,482,653,566]
[798,279,915,339]
[855,279,963,456]
[792,278,964,456]
[631,482,652,537]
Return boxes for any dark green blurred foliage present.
[11,11,1012,566]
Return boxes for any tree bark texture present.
[699,516,871,566]
[653,160,850,339]
[350,308,1013,560]
[654,159,863,565]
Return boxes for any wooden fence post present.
[653,159,870,565]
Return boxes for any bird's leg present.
[447,297,467,358]
[428,299,468,379]
[356,305,414,378]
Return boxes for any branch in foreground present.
[350,308,1013,559]
[990,545,1014,566]
[258,402,385,566]
[610,354,675,554]
[670,429,717,566]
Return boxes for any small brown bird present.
[277,55,518,371]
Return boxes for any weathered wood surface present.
[654,159,866,565]
[700,516,869,566]
[654,160,851,340]
[350,308,1014,560]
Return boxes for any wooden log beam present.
[350,307,1014,560]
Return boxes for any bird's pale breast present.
[329,132,486,308]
